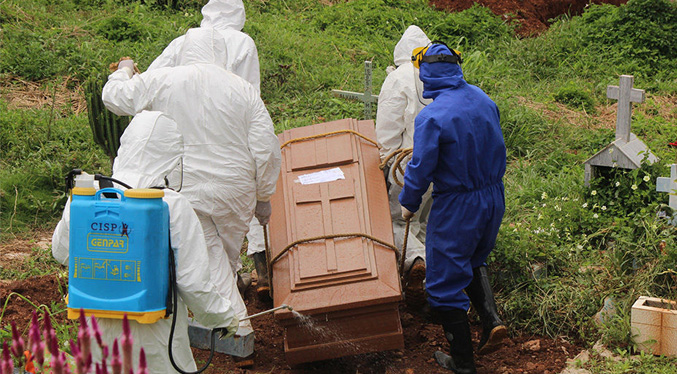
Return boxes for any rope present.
[279,129,379,150]
[263,224,273,298]
[399,218,411,278]
[392,149,413,187]
[378,148,413,188]
[269,233,399,266]
[378,148,411,170]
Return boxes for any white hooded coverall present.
[52,111,238,374]
[147,0,267,265]
[375,25,433,272]
[101,28,281,335]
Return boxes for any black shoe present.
[252,251,271,301]
[404,258,426,308]
[465,266,507,355]
[434,351,476,374]
[431,308,477,373]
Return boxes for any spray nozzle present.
[240,304,293,321]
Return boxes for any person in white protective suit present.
[148,0,260,92]
[147,0,269,296]
[101,28,281,349]
[51,111,239,374]
[375,25,433,308]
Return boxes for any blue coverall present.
[399,44,506,312]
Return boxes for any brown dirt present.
[429,0,629,36]
[1,264,582,374]
[190,287,581,373]
[0,75,86,114]
[0,229,589,373]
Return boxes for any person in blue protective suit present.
[399,42,508,373]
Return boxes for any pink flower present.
[91,317,104,349]
[10,321,25,361]
[78,310,92,373]
[137,348,148,374]
[111,339,122,374]
[121,315,133,374]
[2,341,15,374]
[44,311,58,356]
[51,348,65,374]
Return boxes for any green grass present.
[2,0,677,371]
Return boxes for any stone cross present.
[656,164,677,212]
[607,75,645,144]
[332,61,379,119]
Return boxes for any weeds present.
[2,0,677,370]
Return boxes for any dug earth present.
[430,0,629,36]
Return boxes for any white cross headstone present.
[656,165,677,221]
[607,75,645,144]
[332,61,379,119]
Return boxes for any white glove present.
[255,201,272,225]
[219,315,240,339]
[117,59,135,78]
[401,206,414,220]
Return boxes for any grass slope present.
[1,0,677,370]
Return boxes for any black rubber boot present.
[404,257,427,309]
[465,266,507,355]
[431,308,477,374]
[236,273,251,297]
[252,251,271,300]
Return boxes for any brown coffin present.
[268,118,403,365]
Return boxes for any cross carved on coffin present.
[607,75,645,144]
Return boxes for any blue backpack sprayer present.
[64,169,227,374]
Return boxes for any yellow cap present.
[72,187,96,196]
[124,188,164,199]
[411,46,429,69]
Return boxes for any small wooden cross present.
[607,75,645,144]
[332,61,379,119]
[656,164,677,211]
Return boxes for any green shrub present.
[554,82,597,114]
[587,159,664,220]
[574,0,677,73]
[433,4,514,48]
[96,14,146,42]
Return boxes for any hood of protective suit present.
[419,44,465,100]
[393,25,431,67]
[112,111,184,189]
[200,0,246,31]
[177,28,228,66]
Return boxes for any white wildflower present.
[591,190,597,196]
[643,175,651,182]
[631,184,638,190]
[593,213,599,219]
[582,203,588,208]
[615,181,620,187]
[541,192,548,200]
[601,206,607,211]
